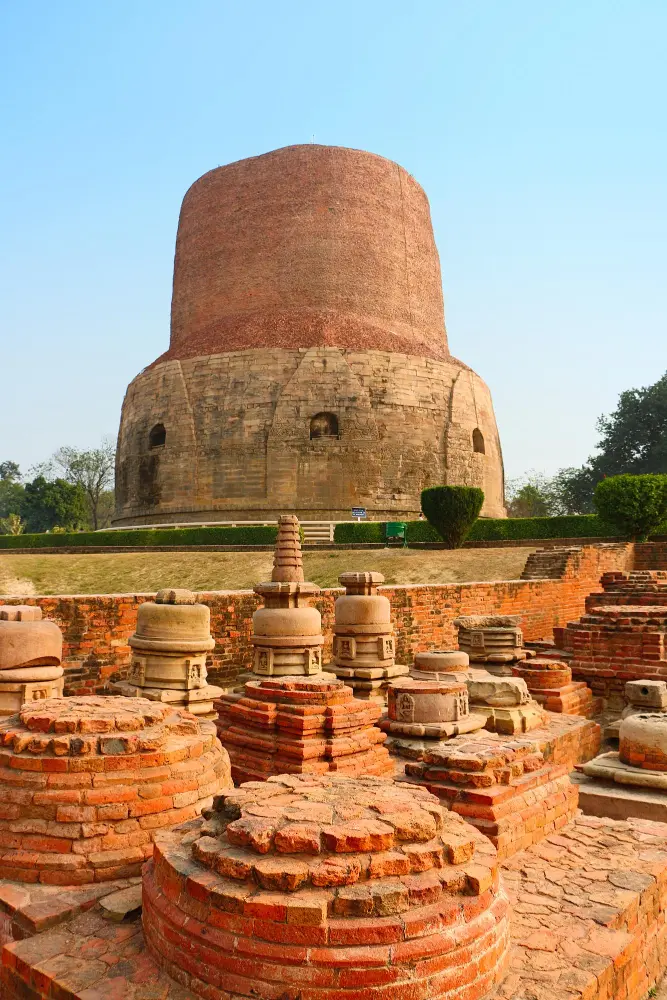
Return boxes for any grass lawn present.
[0,547,535,597]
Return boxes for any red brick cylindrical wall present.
[165,145,449,364]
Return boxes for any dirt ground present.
[0,546,535,596]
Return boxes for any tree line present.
[0,440,115,534]
[506,371,667,517]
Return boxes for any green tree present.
[0,460,25,521]
[594,474,667,541]
[22,476,88,533]
[52,439,115,530]
[505,472,555,517]
[592,372,667,477]
[0,513,25,535]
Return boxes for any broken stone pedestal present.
[575,712,667,822]
[605,679,667,740]
[454,614,528,676]
[467,671,548,735]
[411,649,471,681]
[381,677,487,745]
[512,656,596,717]
[328,571,408,701]
[0,605,63,715]
[113,588,222,718]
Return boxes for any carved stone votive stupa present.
[251,514,323,677]
[328,571,408,701]
[0,605,64,716]
[466,672,548,735]
[454,615,528,676]
[113,588,222,718]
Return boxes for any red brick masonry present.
[404,736,578,860]
[144,774,510,1000]
[0,542,637,695]
[0,697,230,884]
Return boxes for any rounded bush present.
[420,486,484,548]
[594,474,667,541]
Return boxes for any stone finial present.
[155,589,197,605]
[0,606,42,621]
[271,514,304,583]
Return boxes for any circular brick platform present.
[144,774,510,999]
[0,696,231,884]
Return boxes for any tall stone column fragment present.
[0,606,63,716]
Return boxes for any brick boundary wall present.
[0,543,642,695]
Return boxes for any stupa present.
[0,696,231,883]
[215,518,393,782]
[144,774,510,1000]
[328,570,408,701]
[113,144,506,527]
[512,656,596,717]
[251,514,323,676]
[557,570,667,709]
[404,735,578,860]
[113,587,222,718]
[0,605,63,716]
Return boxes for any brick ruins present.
[114,145,505,525]
[4,543,667,999]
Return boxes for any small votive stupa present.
[328,571,408,701]
[215,517,393,783]
[113,588,222,718]
[0,605,63,716]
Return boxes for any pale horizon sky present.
[1,1,665,483]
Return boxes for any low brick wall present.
[0,543,636,696]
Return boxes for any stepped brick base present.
[404,737,578,859]
[4,815,667,1000]
[215,673,393,783]
[0,697,230,884]
[512,657,597,717]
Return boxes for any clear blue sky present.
[1,1,665,482]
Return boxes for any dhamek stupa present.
[114,145,505,524]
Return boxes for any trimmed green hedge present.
[333,522,385,544]
[0,525,278,549]
[335,514,667,546]
[467,514,616,541]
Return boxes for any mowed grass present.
[0,547,535,597]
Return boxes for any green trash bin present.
[385,521,407,546]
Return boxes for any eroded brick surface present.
[404,736,578,860]
[0,696,231,883]
[216,673,393,783]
